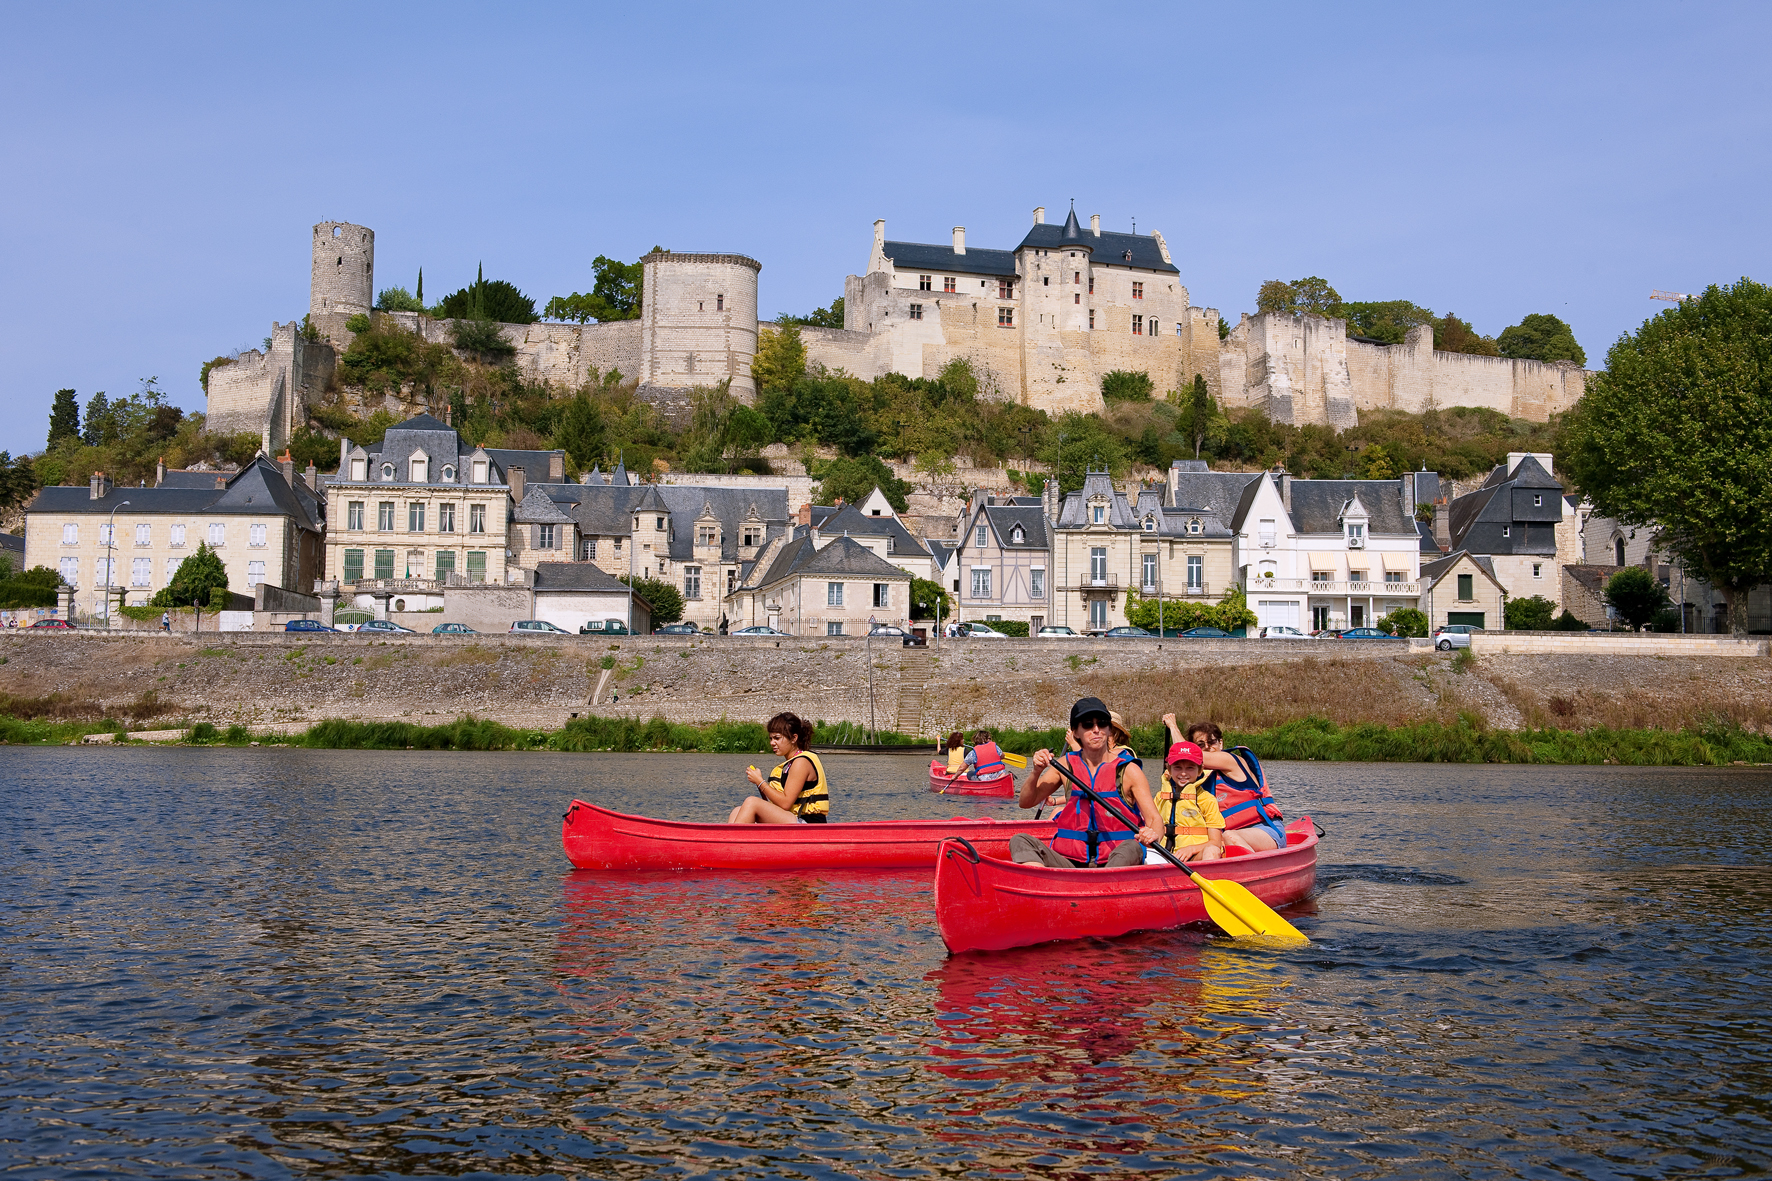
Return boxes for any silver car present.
[1434,624,1482,651]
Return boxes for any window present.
[1177,323,1184,336]
[170,524,185,547]
[94,558,113,586]
[827,621,844,636]
[1090,547,1107,582]
[1533,562,1543,578]
[1386,571,1404,585]
[918,274,932,291]
[1533,494,1544,507]
[976,525,988,548]
[1132,315,1143,335]
[827,582,844,607]
[472,460,487,484]
[164,556,180,582]
[442,465,455,483]
[351,458,366,481]
[1142,553,1158,588]
[584,538,597,560]
[439,503,456,533]
[1030,568,1045,597]
[410,458,427,482]
[208,523,225,546]
[466,551,486,583]
[135,524,151,546]
[62,523,79,545]
[998,278,1015,299]
[1010,525,1025,543]
[381,462,394,481]
[656,516,666,531]
[348,502,364,531]
[697,525,717,546]
[1133,282,1143,299]
[1149,322,1159,336]
[727,570,736,595]
[132,558,151,587]
[613,537,622,552]
[59,557,78,585]
[1312,570,1331,584]
[405,550,424,578]
[1188,519,1202,535]
[249,524,267,547]
[873,583,890,608]
[1088,275,1095,294]
[1457,573,1474,600]
[374,550,395,580]
[1347,522,1365,546]
[1088,309,1095,329]
[538,524,556,549]
[1089,598,1108,630]
[1615,537,1626,565]
[1188,555,1204,590]
[99,523,114,545]
[378,502,395,531]
[1259,519,1275,547]
[469,504,486,534]
[684,566,701,599]
[998,307,1014,328]
[343,549,364,581]
[971,568,992,598]
[1073,271,1081,284]
[435,550,455,581]
[943,276,956,293]
[716,294,724,311]
[1092,503,1105,524]
[409,503,425,532]
[1350,570,1368,585]
[246,561,265,587]
[742,527,759,547]
[1313,605,1332,631]
[1142,516,1155,532]
[909,303,923,320]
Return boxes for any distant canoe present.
[928,760,1017,796]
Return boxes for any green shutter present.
[435,550,456,581]
[374,549,395,580]
[342,549,364,581]
[466,551,486,583]
[1457,573,1473,600]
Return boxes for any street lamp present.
[104,499,130,628]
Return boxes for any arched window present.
[441,465,456,483]
[1188,518,1202,535]
[1142,517,1156,532]
[380,462,394,481]
[1615,536,1626,566]
[1010,525,1025,544]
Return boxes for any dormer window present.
[1347,522,1366,547]
[1010,525,1025,544]
[351,457,366,481]
[410,457,427,482]
[380,462,395,481]
[1091,503,1106,524]
[1533,494,1543,507]
[472,459,487,484]
[1142,516,1155,532]
[1188,519,1202,535]
[441,465,455,483]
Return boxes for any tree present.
[48,389,80,445]
[812,454,910,512]
[1099,370,1153,402]
[1178,374,1224,459]
[1044,412,1127,493]
[449,317,516,362]
[436,265,539,324]
[1341,300,1435,344]
[0,560,59,609]
[1257,277,1341,317]
[1358,443,1396,479]
[81,392,112,446]
[1375,606,1429,637]
[542,250,656,323]
[158,542,228,610]
[1435,313,1500,356]
[375,286,425,312]
[1603,566,1672,632]
[619,575,683,625]
[759,376,875,455]
[778,298,844,328]
[1560,279,1772,634]
[553,394,607,470]
[751,323,807,394]
[679,382,771,474]
[1498,313,1586,365]
[1504,594,1559,631]
[0,452,40,511]
[910,576,951,621]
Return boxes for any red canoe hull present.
[928,760,1016,796]
[562,800,1059,871]
[934,817,1319,953]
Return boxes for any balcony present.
[1142,582,1211,598]
[1059,572,1119,593]
[1245,578,1419,595]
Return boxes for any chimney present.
[1043,478,1060,524]
[1033,206,1045,225]
[443,402,452,427]
[952,227,966,255]
[89,470,110,500]
[215,474,227,490]
[549,451,565,482]
[1433,500,1451,550]
[873,219,885,252]
[305,461,318,491]
[509,465,526,503]
[278,449,295,488]
[1273,465,1291,512]
[339,437,351,473]
[1090,214,1101,236]
[155,457,166,487]
[1401,471,1415,517]
[797,502,812,527]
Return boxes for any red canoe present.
[928,759,1017,796]
[562,800,1059,871]
[934,816,1319,953]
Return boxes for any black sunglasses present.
[1076,716,1111,731]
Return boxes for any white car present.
[1434,624,1482,651]
[509,619,572,636]
[1259,626,1319,639]
[949,622,1010,639]
[1036,625,1085,639]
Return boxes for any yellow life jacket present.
[1154,767,1217,851]
[770,750,829,821]
[946,745,966,773]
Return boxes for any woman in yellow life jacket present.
[729,712,829,824]
[1147,739,1225,863]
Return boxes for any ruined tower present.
[310,221,375,343]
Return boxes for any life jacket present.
[770,750,829,822]
[1154,767,1220,852]
[946,745,966,774]
[972,741,1005,777]
[1206,746,1282,831]
[1048,749,1139,866]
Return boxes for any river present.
[2,748,1768,1179]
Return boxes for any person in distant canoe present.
[1162,713,1285,851]
[946,731,974,776]
[1010,697,1161,868]
[730,712,829,824]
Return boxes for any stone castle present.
[206,212,1586,446]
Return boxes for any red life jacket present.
[972,741,1005,777]
[1048,750,1138,866]
[1208,747,1283,831]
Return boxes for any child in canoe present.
[730,712,830,824]
[1148,739,1225,863]
[1162,713,1285,852]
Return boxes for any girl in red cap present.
[1148,739,1226,863]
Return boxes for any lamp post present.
[104,499,130,628]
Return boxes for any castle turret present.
[638,250,762,409]
[310,221,374,344]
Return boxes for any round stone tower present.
[638,251,762,403]
[310,221,375,342]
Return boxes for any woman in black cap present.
[1009,696,1161,868]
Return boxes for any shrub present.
[1604,566,1672,631]
[618,576,684,625]
[1100,370,1155,402]
[1552,609,1591,631]
[985,620,1029,637]
[1505,595,1559,631]
[375,286,425,313]
[449,317,516,361]
[345,313,372,334]
[1375,607,1429,637]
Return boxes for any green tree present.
[1434,312,1500,355]
[553,394,607,470]
[1209,585,1259,633]
[779,298,844,328]
[449,317,516,362]
[81,392,112,446]
[1178,373,1225,459]
[375,286,425,312]
[1045,412,1127,493]
[1341,300,1435,344]
[158,542,228,610]
[811,454,910,512]
[1099,370,1154,402]
[0,452,40,510]
[1257,277,1341,317]
[543,250,655,323]
[679,382,771,474]
[0,561,60,609]
[1504,594,1559,631]
[48,389,80,445]
[910,576,951,621]
[1375,606,1429,637]
[619,575,683,625]
[1498,313,1586,365]
[1602,566,1672,632]
[1358,443,1396,479]
[436,265,540,324]
[750,322,808,394]
[1561,279,1772,634]
[760,376,875,455]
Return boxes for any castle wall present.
[381,312,643,389]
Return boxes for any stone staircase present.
[894,651,932,738]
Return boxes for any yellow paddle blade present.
[1194,874,1308,943]
[1000,750,1028,768]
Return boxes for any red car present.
[29,619,73,629]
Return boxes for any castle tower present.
[310,221,375,343]
[638,251,762,406]
[1017,204,1098,411]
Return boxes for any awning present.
[1307,552,1341,572]
[1381,551,1413,571]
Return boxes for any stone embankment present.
[1,632,1767,738]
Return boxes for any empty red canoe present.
[934,816,1319,953]
[562,799,1059,871]
[928,760,1017,796]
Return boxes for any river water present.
[2,748,1768,1179]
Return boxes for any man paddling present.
[1009,697,1161,868]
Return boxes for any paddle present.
[1041,754,1307,943]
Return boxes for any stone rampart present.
[1470,632,1768,657]
[380,312,642,389]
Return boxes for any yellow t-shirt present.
[1154,770,1225,847]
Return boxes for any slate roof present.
[1421,551,1502,590]
[983,504,1050,550]
[208,457,324,530]
[1168,461,1263,525]
[882,240,1019,278]
[1562,564,1614,595]
[815,504,931,559]
[27,458,321,531]
[532,561,634,592]
[513,486,573,524]
[0,533,24,557]
[1417,519,1445,554]
[1057,469,1136,528]
[1016,214,1177,274]
[550,482,790,563]
[747,534,911,591]
[158,469,232,489]
[1287,479,1414,536]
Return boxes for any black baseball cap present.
[1069,696,1111,728]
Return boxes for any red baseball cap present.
[1166,741,1204,767]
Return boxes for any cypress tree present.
[47,389,80,446]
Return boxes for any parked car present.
[511,620,572,636]
[1102,626,1154,639]
[653,622,702,635]
[868,624,926,648]
[335,622,364,633]
[1339,627,1392,639]
[1258,625,1317,639]
[356,619,416,635]
[432,622,477,635]
[1434,623,1482,651]
[1036,625,1084,638]
[1310,629,1344,639]
[29,618,73,630]
[578,619,631,635]
[284,619,338,633]
[1177,626,1231,638]
[731,625,791,636]
[949,621,1009,639]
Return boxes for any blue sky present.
[3,1,1768,455]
